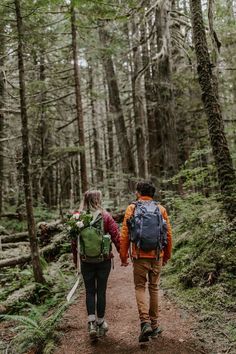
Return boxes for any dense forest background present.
[0,0,235,212]
[0,1,235,353]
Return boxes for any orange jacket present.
[120,196,172,263]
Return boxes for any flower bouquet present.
[65,211,93,240]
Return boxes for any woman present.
[71,190,120,339]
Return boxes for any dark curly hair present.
[136,180,156,197]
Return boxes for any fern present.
[0,302,68,354]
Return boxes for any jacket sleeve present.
[160,206,172,264]
[103,212,120,253]
[120,204,134,262]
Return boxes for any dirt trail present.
[54,255,208,354]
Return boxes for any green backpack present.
[79,212,111,262]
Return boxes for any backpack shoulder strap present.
[90,211,104,234]
[129,201,138,216]
[151,200,161,213]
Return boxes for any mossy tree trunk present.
[0,21,5,215]
[140,18,163,180]
[131,17,147,179]
[88,63,103,185]
[154,1,178,178]
[190,0,236,220]
[15,0,45,283]
[71,2,88,193]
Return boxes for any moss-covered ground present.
[162,193,236,353]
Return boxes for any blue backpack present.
[127,200,168,253]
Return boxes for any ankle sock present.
[88,314,96,322]
[97,317,104,325]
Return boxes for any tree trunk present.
[0,22,5,215]
[88,64,103,184]
[155,1,178,178]
[103,73,115,199]
[190,0,236,220]
[70,2,88,193]
[131,19,147,178]
[99,26,135,178]
[14,0,45,284]
[39,55,54,207]
[140,18,163,180]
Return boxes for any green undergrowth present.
[162,192,236,352]
[0,218,28,233]
[0,207,78,353]
[0,253,76,310]
[1,302,69,354]
[0,254,80,353]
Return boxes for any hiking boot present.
[97,320,109,337]
[138,322,152,343]
[88,321,97,339]
[150,327,163,339]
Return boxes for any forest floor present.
[54,253,210,354]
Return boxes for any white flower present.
[76,221,84,228]
[72,213,80,220]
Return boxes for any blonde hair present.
[79,190,103,212]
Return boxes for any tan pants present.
[133,258,162,329]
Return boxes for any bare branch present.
[57,118,77,132]
[34,92,74,106]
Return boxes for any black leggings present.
[81,259,111,318]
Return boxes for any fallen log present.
[1,241,30,249]
[37,219,62,231]
[37,219,64,245]
[0,284,36,315]
[40,232,67,261]
[0,212,25,221]
[0,226,9,235]
[0,221,63,245]
[0,232,68,268]
[0,255,31,268]
[1,232,28,243]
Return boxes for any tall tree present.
[70,1,88,193]
[99,26,136,179]
[88,63,103,184]
[140,17,161,180]
[0,20,5,215]
[140,1,178,182]
[14,0,45,283]
[130,18,147,178]
[190,0,236,220]
[154,0,178,178]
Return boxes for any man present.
[120,180,172,342]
